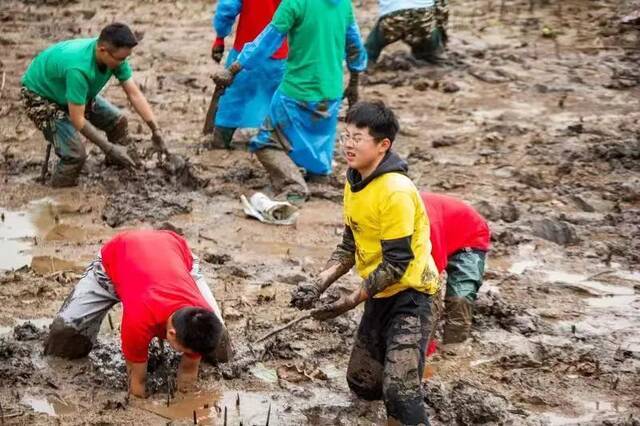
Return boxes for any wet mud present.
[1,0,640,424]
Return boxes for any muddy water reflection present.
[21,394,75,417]
[144,390,278,425]
[0,200,57,271]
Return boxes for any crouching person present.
[44,229,232,397]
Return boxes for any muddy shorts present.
[446,248,486,303]
[45,254,226,360]
[346,289,432,425]
[365,1,449,63]
[20,86,123,164]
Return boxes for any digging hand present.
[311,287,366,321]
[211,38,225,63]
[290,279,323,310]
[80,122,136,168]
[150,128,169,159]
[107,143,138,168]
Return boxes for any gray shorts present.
[44,254,228,360]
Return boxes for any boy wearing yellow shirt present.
[291,101,438,425]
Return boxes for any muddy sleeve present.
[213,0,242,37]
[236,24,286,70]
[326,225,356,270]
[363,192,416,297]
[345,22,368,72]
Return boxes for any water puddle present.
[0,198,89,272]
[542,398,623,425]
[143,390,280,425]
[21,394,75,417]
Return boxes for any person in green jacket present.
[21,23,167,187]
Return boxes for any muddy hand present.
[108,143,137,169]
[150,128,169,160]
[311,288,363,321]
[211,44,224,63]
[290,280,322,310]
[344,72,360,109]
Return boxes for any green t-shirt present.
[21,38,132,107]
[271,0,354,101]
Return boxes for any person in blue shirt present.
[366,0,449,65]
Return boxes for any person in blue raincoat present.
[208,0,288,149]
[213,0,367,204]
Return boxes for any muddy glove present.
[311,287,367,321]
[290,279,323,310]
[150,128,168,158]
[80,122,136,168]
[213,62,242,89]
[211,38,225,63]
[344,72,360,109]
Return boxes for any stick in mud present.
[265,403,271,426]
[108,313,114,331]
[224,406,227,426]
[252,313,312,345]
[193,409,197,424]
[236,392,240,409]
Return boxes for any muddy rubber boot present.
[207,126,236,150]
[255,148,309,205]
[44,318,93,359]
[443,296,473,344]
[50,159,83,188]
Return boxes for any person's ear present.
[379,138,392,153]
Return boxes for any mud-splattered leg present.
[346,315,384,400]
[44,257,120,359]
[383,293,432,425]
[443,249,486,344]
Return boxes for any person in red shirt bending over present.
[421,192,491,345]
[44,230,232,397]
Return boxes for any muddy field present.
[1,0,640,424]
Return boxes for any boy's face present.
[96,43,132,70]
[341,123,391,172]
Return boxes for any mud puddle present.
[0,198,91,271]
[144,390,278,424]
[21,393,75,417]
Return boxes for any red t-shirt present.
[101,230,212,363]
[421,192,491,273]
[235,0,288,59]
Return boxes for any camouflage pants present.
[346,289,432,425]
[366,2,449,63]
[20,87,124,185]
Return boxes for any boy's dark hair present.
[172,307,222,355]
[345,100,400,143]
[98,23,138,49]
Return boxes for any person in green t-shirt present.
[213,0,367,204]
[20,23,168,187]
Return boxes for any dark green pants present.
[446,249,486,302]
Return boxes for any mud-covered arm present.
[320,225,356,291]
[126,361,148,397]
[213,0,242,38]
[363,192,416,298]
[345,21,368,72]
